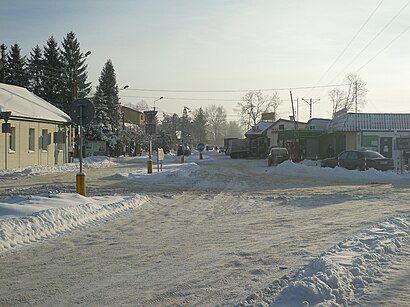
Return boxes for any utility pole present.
[354,80,358,113]
[290,91,298,129]
[302,98,320,119]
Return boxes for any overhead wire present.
[121,83,348,93]
[313,0,384,87]
[329,0,410,83]
[356,23,410,72]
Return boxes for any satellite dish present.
[69,98,95,126]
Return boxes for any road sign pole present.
[197,143,205,160]
[4,133,7,170]
[76,104,86,196]
[147,137,153,174]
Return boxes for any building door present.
[380,137,392,158]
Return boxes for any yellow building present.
[121,105,144,126]
[0,83,72,170]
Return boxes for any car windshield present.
[363,151,385,159]
[271,148,287,155]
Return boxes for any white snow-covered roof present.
[329,113,410,132]
[0,83,71,123]
[245,121,274,136]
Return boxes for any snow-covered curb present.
[0,193,148,254]
[238,215,410,306]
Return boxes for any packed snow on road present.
[0,152,409,306]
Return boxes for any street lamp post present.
[117,85,129,156]
[144,96,162,174]
[153,96,163,111]
[73,50,91,160]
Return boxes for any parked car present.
[268,147,289,166]
[218,146,225,153]
[321,150,394,171]
[177,144,191,156]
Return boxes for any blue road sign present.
[197,143,205,152]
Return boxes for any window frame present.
[29,128,35,152]
[41,129,48,151]
[9,127,16,152]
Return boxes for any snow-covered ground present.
[1,153,409,306]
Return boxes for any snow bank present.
[0,193,148,254]
[0,156,119,178]
[109,162,200,181]
[272,160,408,182]
[238,215,410,307]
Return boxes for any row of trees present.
[0,32,244,155]
[158,105,243,149]
[0,32,127,154]
[2,32,366,156]
[0,32,91,114]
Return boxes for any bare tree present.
[345,73,367,112]
[134,99,149,111]
[205,105,227,145]
[328,88,346,114]
[237,90,281,129]
[329,74,368,114]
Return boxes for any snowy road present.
[0,153,409,306]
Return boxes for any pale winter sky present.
[1,0,410,123]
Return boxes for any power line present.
[330,0,410,83]
[302,98,320,119]
[314,0,384,86]
[122,83,348,93]
[356,23,410,72]
[120,95,239,102]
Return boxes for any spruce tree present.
[0,43,7,83]
[86,60,120,152]
[85,88,114,144]
[60,31,92,111]
[27,45,43,96]
[5,43,28,87]
[159,113,180,150]
[191,107,208,144]
[96,60,120,133]
[41,36,64,110]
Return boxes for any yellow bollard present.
[200,152,203,160]
[76,172,86,196]
[147,159,153,174]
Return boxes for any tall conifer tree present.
[0,43,7,83]
[61,31,92,112]
[41,36,64,109]
[86,60,120,152]
[191,107,208,144]
[28,45,43,96]
[5,43,28,87]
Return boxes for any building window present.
[29,128,35,151]
[9,127,16,151]
[41,129,48,151]
[279,124,285,130]
[55,127,65,151]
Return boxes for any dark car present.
[268,147,289,166]
[321,150,394,171]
